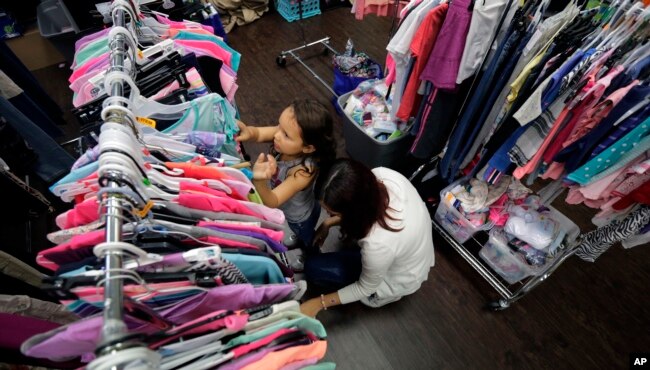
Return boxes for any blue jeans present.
[440,27,525,180]
[288,202,321,249]
[304,249,362,292]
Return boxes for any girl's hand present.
[253,153,277,181]
[300,298,323,318]
[313,216,340,248]
[312,222,331,248]
[236,120,256,142]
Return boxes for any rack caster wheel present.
[322,48,329,56]
[276,55,287,67]
[486,300,509,311]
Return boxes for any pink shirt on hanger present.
[155,15,214,33]
[540,80,640,180]
[513,66,624,180]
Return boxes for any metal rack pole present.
[96,5,130,353]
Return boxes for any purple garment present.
[0,313,61,350]
[71,145,100,170]
[184,131,227,158]
[74,28,110,52]
[21,316,156,361]
[203,225,287,252]
[219,347,274,370]
[281,357,319,370]
[158,283,294,324]
[419,0,473,90]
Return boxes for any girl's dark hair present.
[316,159,402,241]
[271,100,336,177]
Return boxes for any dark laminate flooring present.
[32,6,649,369]
[226,8,650,370]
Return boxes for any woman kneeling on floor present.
[300,159,435,316]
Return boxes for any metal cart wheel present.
[276,55,287,67]
[486,299,510,311]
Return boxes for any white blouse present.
[338,167,435,306]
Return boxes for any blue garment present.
[554,84,650,172]
[0,96,74,183]
[304,249,362,291]
[474,49,589,178]
[439,24,524,180]
[288,202,321,250]
[222,253,285,284]
[628,54,650,80]
[567,116,650,185]
[201,13,227,42]
[541,50,587,109]
[450,30,531,179]
[201,225,287,253]
[589,103,650,158]
[485,124,526,176]
[409,81,433,136]
[48,162,99,194]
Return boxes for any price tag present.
[136,117,156,128]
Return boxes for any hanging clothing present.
[394,2,448,121]
[575,206,650,262]
[419,0,473,90]
[455,0,510,84]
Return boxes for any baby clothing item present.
[503,205,559,250]
[452,178,489,213]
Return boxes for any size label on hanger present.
[136,117,157,128]
[133,200,155,218]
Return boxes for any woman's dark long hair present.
[316,159,402,241]
[270,99,336,177]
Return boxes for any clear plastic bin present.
[479,238,532,285]
[434,177,493,244]
[479,206,580,284]
[37,0,79,61]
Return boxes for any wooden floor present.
[32,6,649,369]
[225,8,650,370]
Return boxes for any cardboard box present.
[5,24,65,71]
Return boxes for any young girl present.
[236,99,336,247]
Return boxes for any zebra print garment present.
[218,257,249,284]
[575,206,650,262]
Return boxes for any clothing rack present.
[89,1,160,367]
[391,0,650,310]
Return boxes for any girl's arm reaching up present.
[236,120,278,142]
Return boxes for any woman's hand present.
[253,153,277,181]
[300,298,324,318]
[235,120,257,142]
